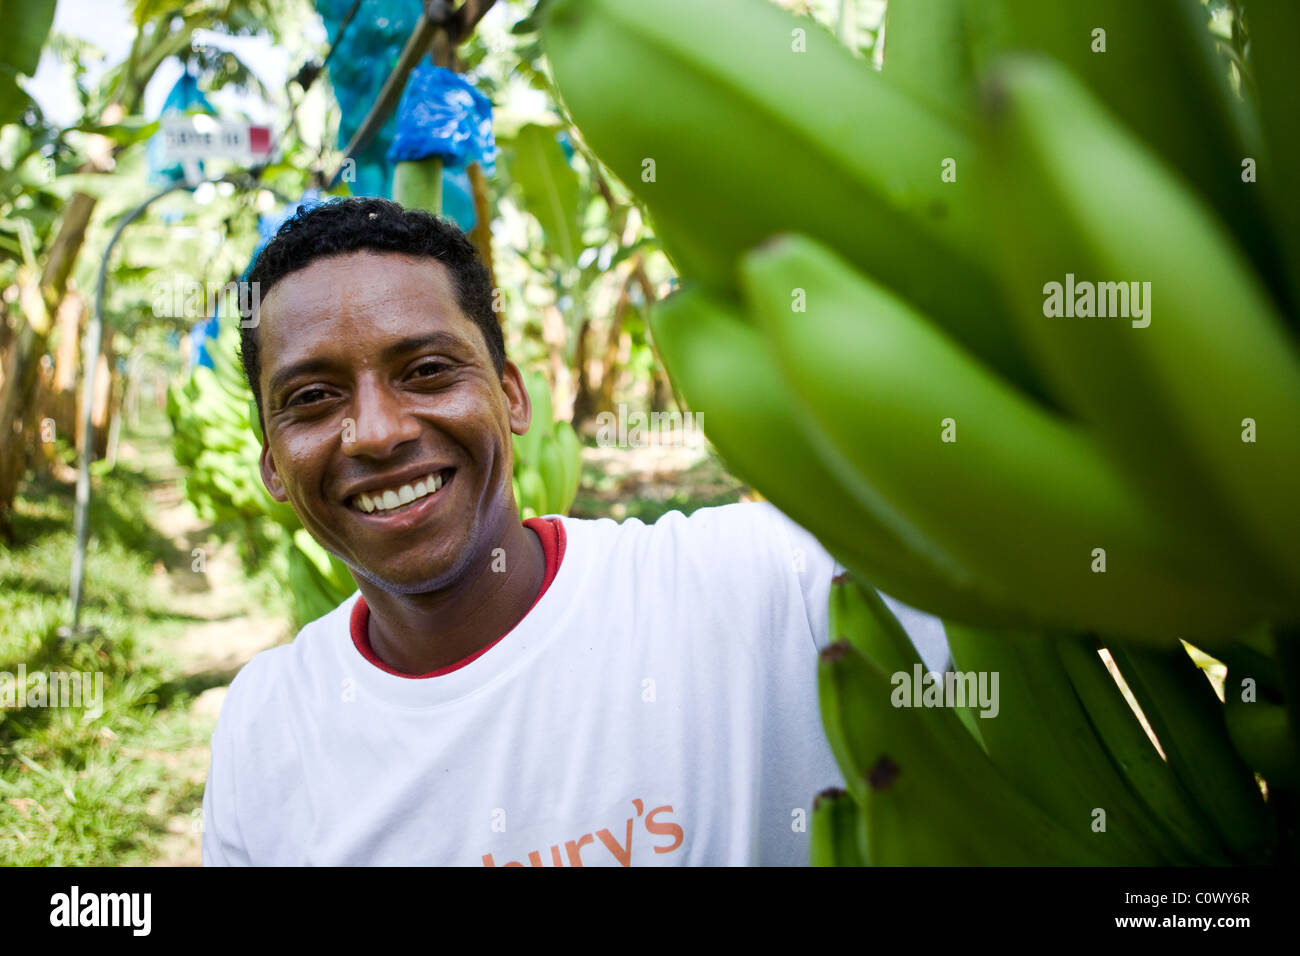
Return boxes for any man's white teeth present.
[355,472,445,513]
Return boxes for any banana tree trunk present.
[0,192,97,536]
[570,316,599,429]
[0,322,44,539]
[51,289,85,443]
[466,160,497,297]
[595,276,633,415]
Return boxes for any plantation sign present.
[161,115,272,162]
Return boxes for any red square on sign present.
[249,126,271,155]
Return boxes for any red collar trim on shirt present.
[349,516,566,679]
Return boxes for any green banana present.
[980,55,1300,603]
[829,571,931,679]
[287,537,351,627]
[970,0,1286,313]
[510,431,534,489]
[950,685,986,751]
[536,433,568,517]
[553,420,583,513]
[1223,670,1300,791]
[512,369,574,518]
[882,0,974,125]
[517,465,548,520]
[1107,640,1275,862]
[818,639,1108,864]
[856,741,982,866]
[513,369,553,468]
[944,622,1186,863]
[393,156,444,215]
[527,368,555,430]
[740,233,1270,641]
[171,316,279,539]
[293,529,351,592]
[1055,634,1234,865]
[809,788,865,867]
[192,370,249,429]
[649,285,1025,626]
[541,0,1052,402]
[957,0,1013,72]
[830,570,985,751]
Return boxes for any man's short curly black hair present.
[240,196,503,427]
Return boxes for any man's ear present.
[501,360,532,437]
[259,440,289,502]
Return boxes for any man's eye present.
[412,361,449,378]
[288,388,328,407]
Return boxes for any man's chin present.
[345,554,466,597]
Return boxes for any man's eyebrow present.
[268,358,339,399]
[266,332,473,398]
[380,331,470,361]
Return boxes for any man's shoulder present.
[645,499,814,554]
[561,499,793,541]
[558,499,817,576]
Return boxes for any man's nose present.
[343,377,422,458]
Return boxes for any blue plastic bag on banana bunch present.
[386,62,498,231]
[315,0,425,197]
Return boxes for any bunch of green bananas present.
[815,572,1278,865]
[542,0,1300,641]
[512,368,583,520]
[286,527,361,628]
[167,318,352,630]
[166,318,297,535]
[542,0,1300,863]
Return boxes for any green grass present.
[0,461,230,864]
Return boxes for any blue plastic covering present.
[387,64,497,171]
[315,0,424,197]
[386,63,496,231]
[441,164,475,232]
[557,129,575,163]
[188,315,217,370]
[148,71,216,187]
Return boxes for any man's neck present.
[357,517,548,675]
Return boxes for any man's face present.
[257,250,530,593]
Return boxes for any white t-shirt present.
[201,501,950,866]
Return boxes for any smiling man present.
[201,196,949,866]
